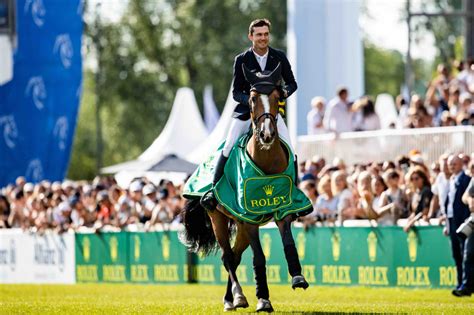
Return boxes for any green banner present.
[128,232,187,284]
[75,226,457,288]
[75,232,129,283]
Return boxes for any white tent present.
[186,87,236,164]
[101,88,208,186]
[139,87,209,160]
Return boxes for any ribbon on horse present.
[183,135,313,224]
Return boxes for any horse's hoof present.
[292,275,309,290]
[233,294,249,309]
[256,298,274,313]
[223,299,236,312]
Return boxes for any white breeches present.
[222,114,295,158]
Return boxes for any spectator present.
[323,87,353,133]
[307,96,326,135]
[356,171,375,220]
[429,154,451,220]
[404,166,433,231]
[304,175,338,225]
[0,194,10,228]
[378,170,407,225]
[331,171,354,223]
[444,155,472,296]
[352,96,381,131]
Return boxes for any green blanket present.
[183,135,313,224]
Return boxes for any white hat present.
[129,181,143,192]
[51,181,62,191]
[143,184,156,195]
[58,201,71,212]
[460,92,472,103]
[410,154,424,164]
[62,180,75,190]
[24,183,34,193]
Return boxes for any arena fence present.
[71,225,457,288]
[297,126,474,165]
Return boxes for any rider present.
[201,18,298,210]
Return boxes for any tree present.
[68,0,287,179]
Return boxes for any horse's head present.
[243,63,282,150]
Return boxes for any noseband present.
[250,89,278,141]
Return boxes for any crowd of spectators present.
[307,60,474,135]
[297,150,474,230]
[0,176,185,233]
[1,150,472,233]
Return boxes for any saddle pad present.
[182,135,312,224]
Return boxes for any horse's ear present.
[242,64,259,86]
[269,62,282,84]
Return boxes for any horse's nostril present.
[270,131,276,137]
[260,131,265,138]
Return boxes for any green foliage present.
[69,0,287,179]
[364,39,431,98]
[364,41,405,97]
[411,0,464,64]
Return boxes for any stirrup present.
[200,190,217,210]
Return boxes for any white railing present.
[297,126,474,165]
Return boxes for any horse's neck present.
[247,136,288,174]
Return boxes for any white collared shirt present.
[447,171,463,218]
[253,50,268,71]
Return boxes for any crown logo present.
[263,185,274,196]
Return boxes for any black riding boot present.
[200,153,228,210]
[294,154,299,186]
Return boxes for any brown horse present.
[181,64,308,313]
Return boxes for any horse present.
[181,64,309,313]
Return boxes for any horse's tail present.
[179,199,218,256]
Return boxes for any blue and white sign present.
[0,0,83,187]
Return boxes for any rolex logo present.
[262,233,272,259]
[83,237,90,262]
[162,234,170,261]
[407,230,418,262]
[367,232,377,262]
[134,235,141,262]
[263,185,274,196]
[110,236,118,262]
[331,231,341,262]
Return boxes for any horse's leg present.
[276,214,309,289]
[244,223,274,313]
[223,222,250,309]
[208,211,246,311]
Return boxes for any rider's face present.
[249,26,270,53]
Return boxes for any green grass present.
[1,284,473,314]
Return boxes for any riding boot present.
[294,155,299,186]
[200,153,228,210]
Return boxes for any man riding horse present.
[200,18,298,211]
[180,18,310,312]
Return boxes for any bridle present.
[250,88,278,141]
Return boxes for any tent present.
[186,87,236,164]
[101,88,208,186]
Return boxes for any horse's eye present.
[251,96,257,104]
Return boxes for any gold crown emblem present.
[263,185,274,196]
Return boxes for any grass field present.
[1,284,473,314]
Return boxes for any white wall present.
[287,0,364,142]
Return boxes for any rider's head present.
[248,19,271,54]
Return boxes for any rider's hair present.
[249,18,271,35]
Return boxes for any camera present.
[456,214,474,240]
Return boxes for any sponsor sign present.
[0,229,75,283]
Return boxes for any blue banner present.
[0,0,83,186]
